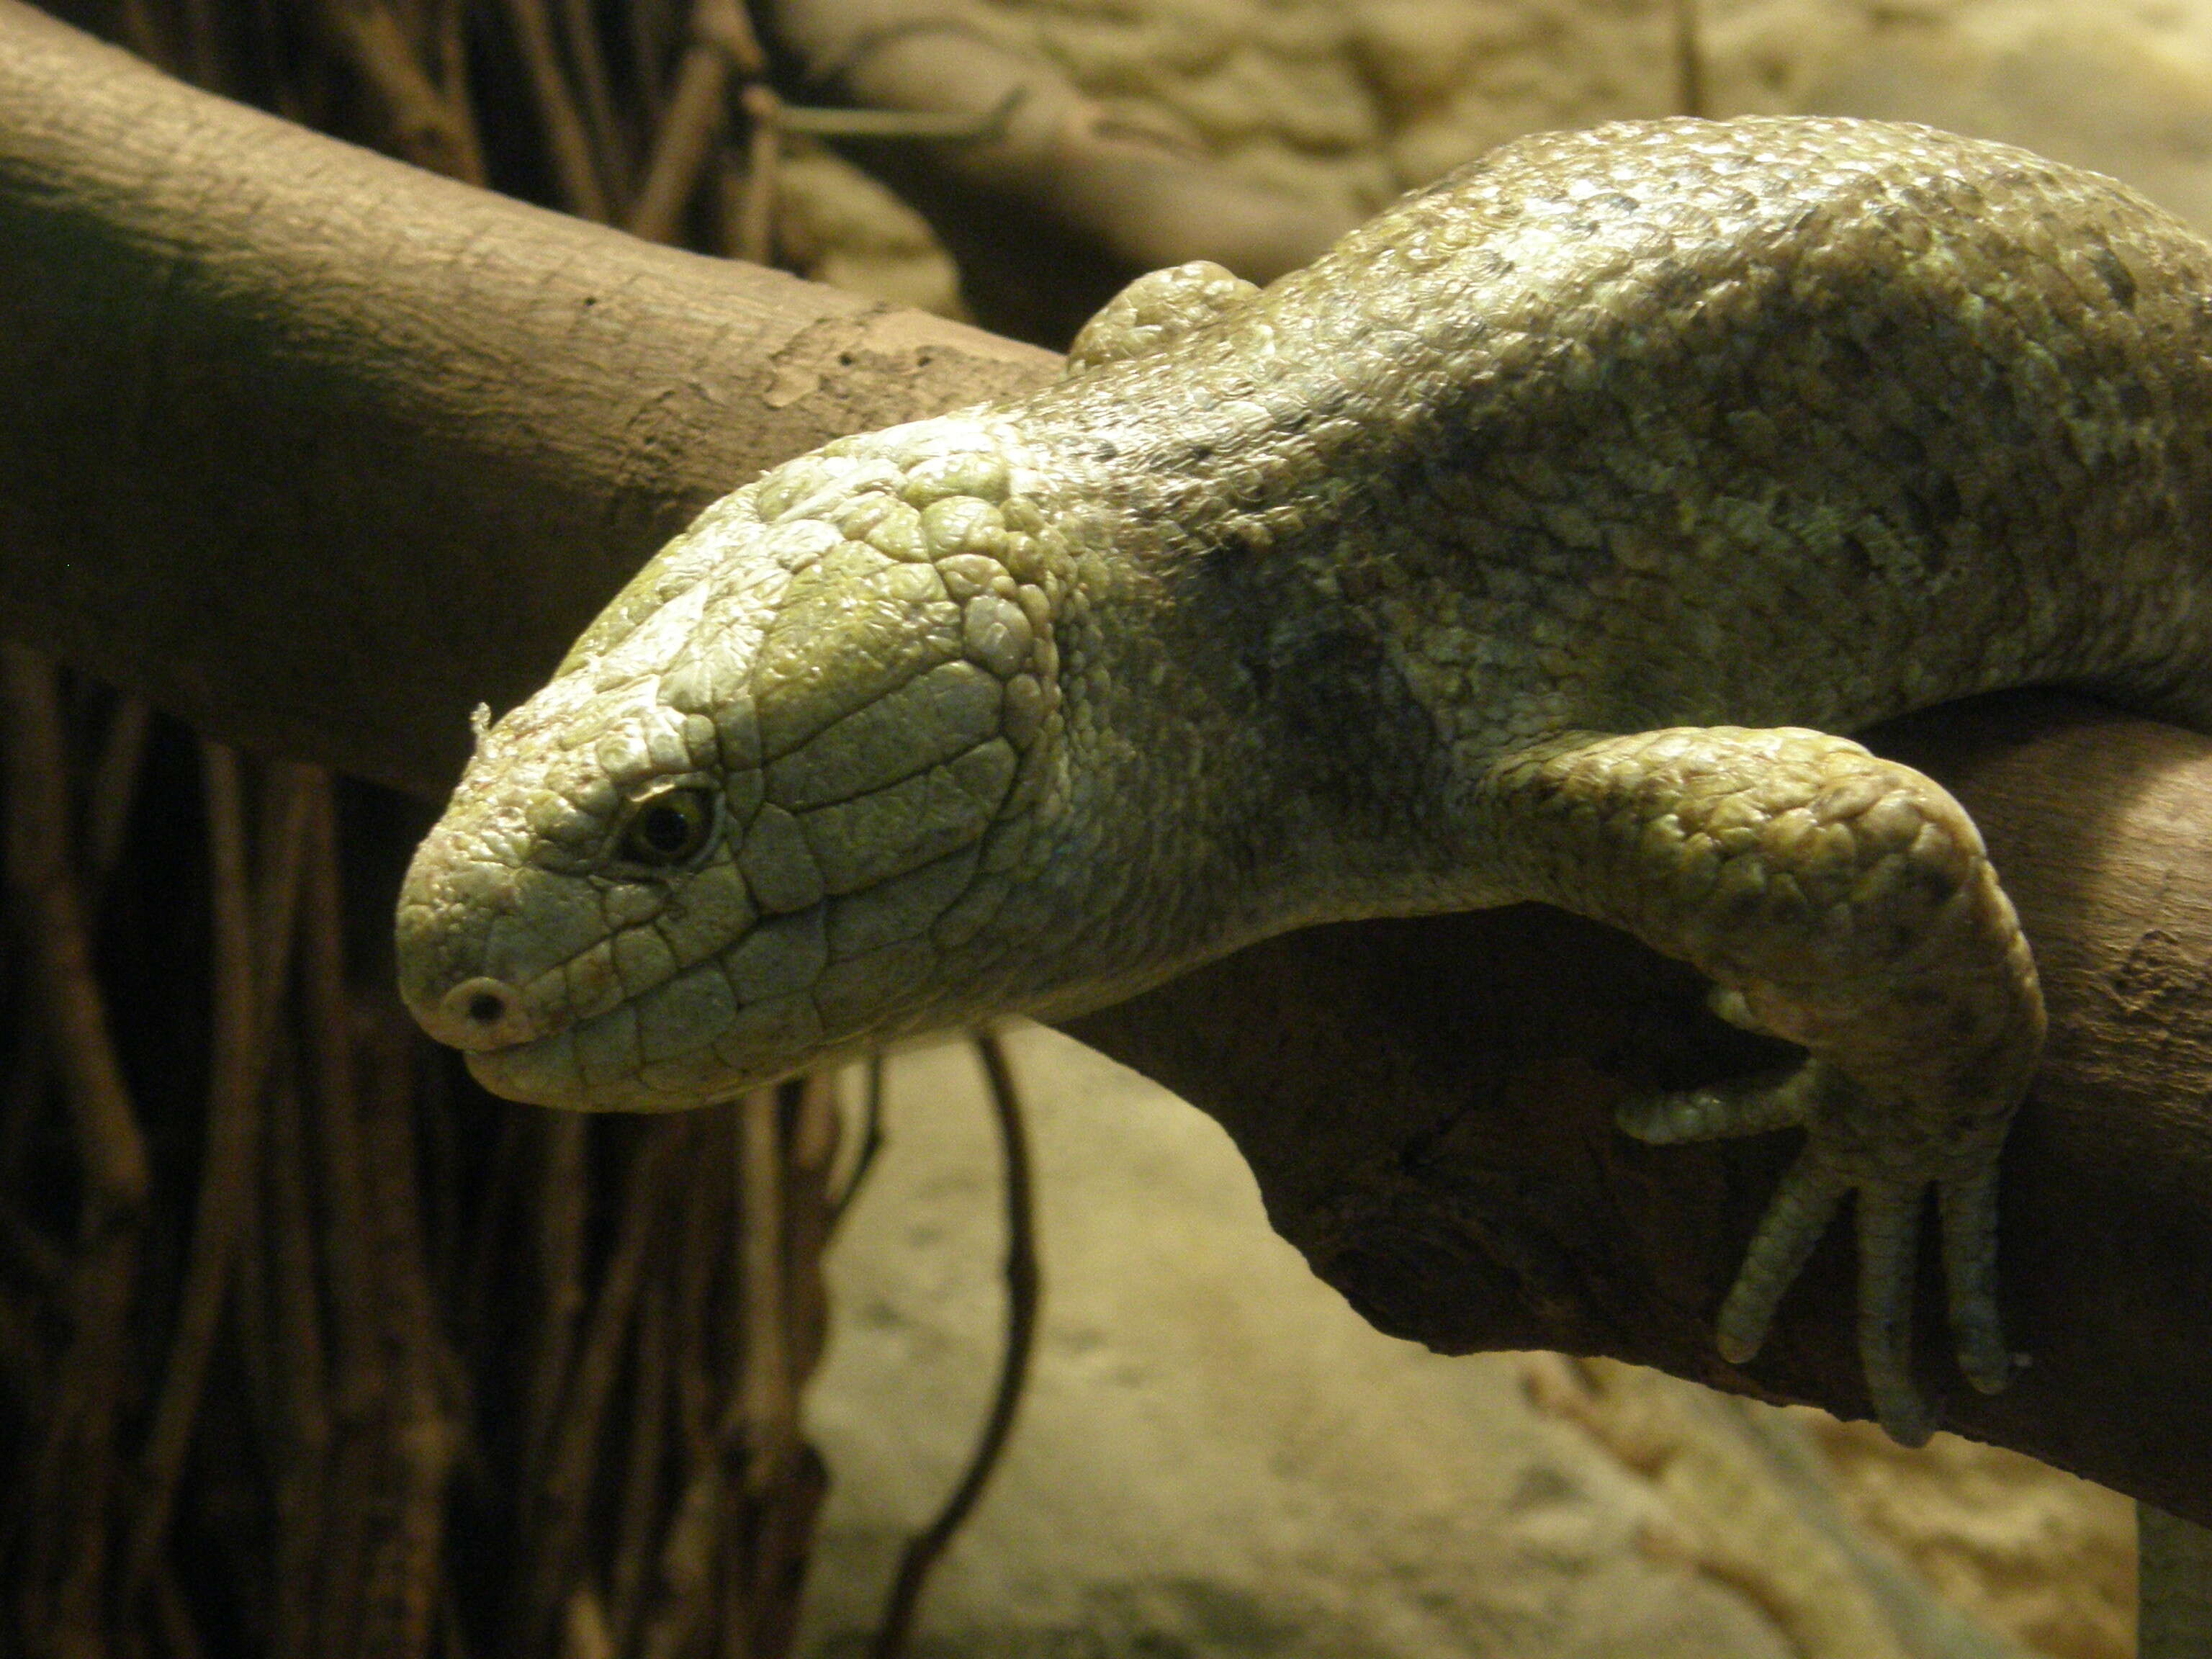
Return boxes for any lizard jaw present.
[459,988,835,1111]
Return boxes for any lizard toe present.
[1856,1183,1935,1446]
[1715,1139,1849,1364]
[1617,1061,1819,1145]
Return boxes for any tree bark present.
[6,0,2212,1521]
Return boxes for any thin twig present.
[320,0,487,182]
[608,1256,676,1649]
[0,645,149,1214]
[230,1102,279,1489]
[628,34,729,243]
[523,1123,680,1655]
[521,1114,590,1509]
[870,1028,1040,1659]
[266,1061,333,1659]
[454,1101,524,1362]
[637,1447,723,1659]
[774,91,1021,140]
[691,0,765,77]
[165,752,318,1588]
[636,1107,748,1659]
[672,1112,727,1455]
[431,0,480,163]
[252,761,317,1043]
[738,1083,793,1497]
[0,650,145,1642]
[346,1008,458,1659]
[500,0,613,220]
[783,1071,841,1381]
[300,776,374,1408]
[830,1051,887,1226]
[20,1230,139,1650]
[1674,0,1706,120]
[629,0,770,244]
[125,738,266,1598]
[627,0,683,133]
[292,774,382,1655]
[733,81,781,266]
[557,0,633,208]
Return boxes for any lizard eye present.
[616,788,716,868]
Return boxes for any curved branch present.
[4,0,2211,1521]
[870,1028,1039,1658]
[0,0,1056,792]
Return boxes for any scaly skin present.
[397,118,2212,1448]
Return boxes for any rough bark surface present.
[5,0,2212,1524]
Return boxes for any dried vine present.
[0,1,865,1653]
[867,1028,1041,1659]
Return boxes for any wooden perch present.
[4,0,2211,1521]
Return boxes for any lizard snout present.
[393,807,562,1056]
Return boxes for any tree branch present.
[4,0,2211,1522]
[0,0,1056,793]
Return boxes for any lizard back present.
[1017,117,2212,765]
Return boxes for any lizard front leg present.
[1475,726,2046,1444]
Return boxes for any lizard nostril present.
[428,976,536,1051]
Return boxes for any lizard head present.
[395,417,1071,1109]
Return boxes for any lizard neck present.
[950,415,1493,1021]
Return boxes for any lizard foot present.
[1620,1058,2013,1446]
[1481,726,2043,1445]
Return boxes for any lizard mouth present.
[462,1025,593,1108]
[457,979,827,1112]
[462,1022,687,1112]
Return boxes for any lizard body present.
[397,117,2212,1444]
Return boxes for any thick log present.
[4,0,2210,1521]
